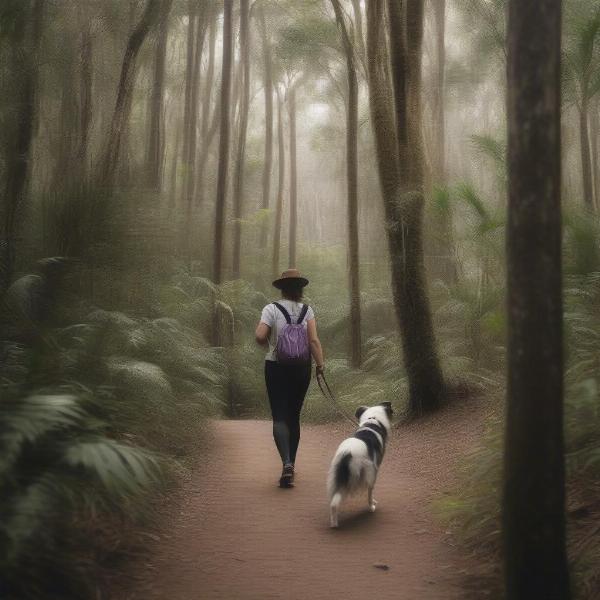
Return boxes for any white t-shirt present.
[260,300,315,362]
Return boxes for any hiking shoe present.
[279,464,294,488]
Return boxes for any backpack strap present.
[272,302,291,324]
[297,304,310,324]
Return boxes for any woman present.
[255,269,324,488]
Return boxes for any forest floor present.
[113,399,490,600]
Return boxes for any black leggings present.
[265,360,311,466]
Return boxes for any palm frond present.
[62,438,161,496]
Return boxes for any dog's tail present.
[328,451,362,499]
[335,452,352,490]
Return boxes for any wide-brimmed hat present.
[272,268,309,289]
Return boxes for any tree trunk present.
[429,0,457,283]
[432,0,445,181]
[201,7,217,142]
[196,100,221,206]
[332,0,362,367]
[196,6,218,207]
[504,0,570,598]
[99,0,163,187]
[288,86,298,268]
[580,95,594,211]
[232,0,251,280]
[52,38,79,192]
[367,0,446,416]
[184,9,207,260]
[590,100,600,210]
[272,90,286,281]
[77,23,93,181]
[181,3,197,212]
[1,0,45,293]
[146,3,171,191]
[258,4,274,250]
[350,0,366,62]
[169,120,181,214]
[213,0,234,288]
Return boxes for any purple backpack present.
[273,302,310,365]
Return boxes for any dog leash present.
[316,371,359,427]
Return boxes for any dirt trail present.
[118,402,486,600]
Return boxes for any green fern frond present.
[62,438,161,496]
[0,395,85,472]
[470,134,506,167]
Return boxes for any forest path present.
[118,401,486,600]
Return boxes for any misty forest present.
[1,0,599,598]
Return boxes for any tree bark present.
[77,23,93,181]
[580,95,594,211]
[184,8,207,260]
[367,0,446,416]
[504,1,570,598]
[201,6,217,142]
[213,0,234,288]
[196,5,218,207]
[182,5,196,192]
[232,0,251,279]
[332,0,362,367]
[99,0,162,187]
[168,120,181,214]
[258,4,274,250]
[272,90,286,281]
[350,0,366,64]
[288,86,298,268]
[146,2,172,191]
[1,0,45,293]
[429,0,457,282]
[590,100,600,210]
[432,0,445,180]
[52,37,79,192]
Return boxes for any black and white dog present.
[327,402,393,528]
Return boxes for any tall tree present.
[503,0,570,597]
[366,0,446,415]
[99,0,163,187]
[182,2,207,219]
[213,0,234,287]
[429,0,457,282]
[288,85,298,267]
[331,0,362,367]
[591,100,600,208]
[185,7,207,259]
[272,88,286,280]
[201,5,217,144]
[145,1,172,191]
[232,0,251,279]
[258,2,274,251]
[181,4,196,204]
[52,35,79,192]
[196,4,220,207]
[1,0,45,293]
[77,20,93,181]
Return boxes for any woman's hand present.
[307,319,324,369]
[255,322,270,346]
[315,364,324,377]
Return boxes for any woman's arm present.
[307,318,324,371]
[255,322,270,346]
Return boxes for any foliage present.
[0,259,226,598]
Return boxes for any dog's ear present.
[380,401,394,417]
[355,406,368,420]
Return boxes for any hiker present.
[255,269,325,488]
